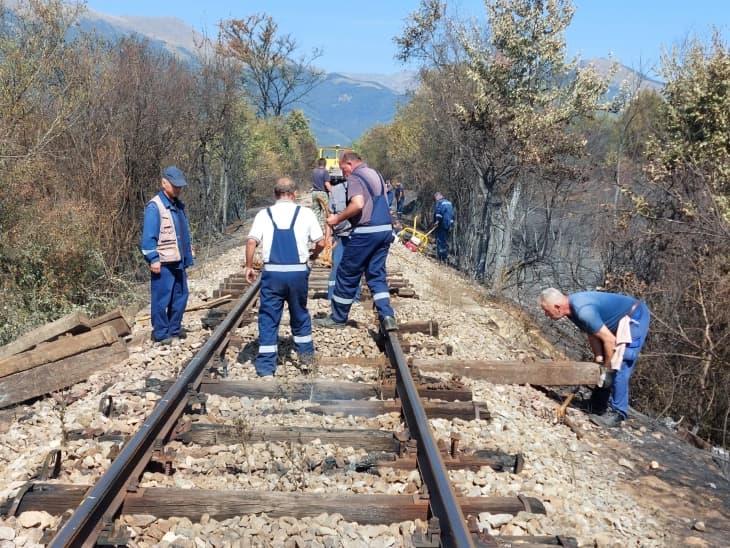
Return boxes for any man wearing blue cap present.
[140,166,194,345]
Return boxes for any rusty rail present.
[49,277,261,547]
[381,319,478,548]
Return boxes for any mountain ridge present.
[43,6,664,144]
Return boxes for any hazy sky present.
[85,0,729,75]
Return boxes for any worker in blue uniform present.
[245,178,324,376]
[140,166,194,345]
[385,179,395,212]
[539,288,651,427]
[394,181,405,216]
[433,192,455,262]
[316,151,397,331]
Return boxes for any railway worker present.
[385,179,395,212]
[311,158,330,230]
[325,178,361,304]
[140,166,194,345]
[433,192,455,262]
[539,288,651,427]
[315,151,397,331]
[245,177,324,376]
[394,180,405,216]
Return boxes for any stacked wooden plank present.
[212,274,251,299]
[307,270,418,299]
[0,309,131,408]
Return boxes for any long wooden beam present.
[0,326,118,378]
[0,311,90,359]
[176,425,520,472]
[412,359,601,386]
[0,342,128,409]
[87,309,131,337]
[9,484,545,523]
[315,357,600,386]
[72,425,518,473]
[176,425,399,451]
[152,378,473,402]
[304,400,486,420]
[317,356,388,367]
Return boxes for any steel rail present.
[50,277,261,547]
[383,322,479,548]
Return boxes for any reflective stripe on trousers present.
[331,230,394,323]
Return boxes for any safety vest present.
[150,195,181,263]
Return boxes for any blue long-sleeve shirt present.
[434,198,455,229]
[140,191,194,269]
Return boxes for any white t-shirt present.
[248,200,323,263]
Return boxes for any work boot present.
[153,337,173,347]
[172,328,188,340]
[590,409,626,428]
[381,316,398,332]
[314,315,346,329]
[599,368,617,389]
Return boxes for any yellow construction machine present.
[318,145,345,182]
[397,215,437,254]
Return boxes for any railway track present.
[1,258,581,547]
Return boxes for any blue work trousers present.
[150,265,189,341]
[436,227,450,261]
[328,236,361,303]
[610,303,651,417]
[332,231,394,323]
[256,270,314,376]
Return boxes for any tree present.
[607,32,730,445]
[396,0,609,288]
[0,1,323,345]
[218,14,324,117]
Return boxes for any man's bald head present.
[274,177,297,198]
